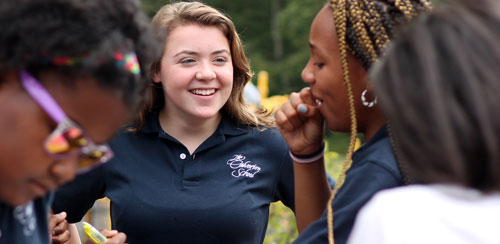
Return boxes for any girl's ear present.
[151,61,162,83]
[366,80,375,94]
[152,71,161,83]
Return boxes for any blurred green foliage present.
[264,201,297,243]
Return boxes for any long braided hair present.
[325,0,431,243]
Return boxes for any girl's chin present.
[191,110,221,119]
[1,192,32,207]
[325,116,345,132]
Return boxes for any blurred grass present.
[263,132,350,243]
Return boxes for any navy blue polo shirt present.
[53,111,295,244]
[293,125,402,244]
[0,193,53,244]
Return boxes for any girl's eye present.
[180,58,196,64]
[314,62,324,69]
[214,57,227,63]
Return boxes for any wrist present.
[289,143,325,164]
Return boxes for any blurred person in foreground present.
[349,0,500,243]
[0,0,159,243]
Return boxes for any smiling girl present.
[53,2,299,243]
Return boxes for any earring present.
[361,89,377,108]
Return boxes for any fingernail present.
[297,104,308,113]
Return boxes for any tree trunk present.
[270,0,283,61]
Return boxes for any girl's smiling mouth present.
[190,88,216,96]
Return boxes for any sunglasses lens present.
[78,157,99,171]
[45,127,86,154]
[78,146,113,171]
[44,119,113,173]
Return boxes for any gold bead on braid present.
[325,0,432,243]
[363,0,390,52]
[349,0,378,61]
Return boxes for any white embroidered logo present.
[14,201,36,236]
[226,155,261,178]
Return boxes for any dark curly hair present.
[0,0,162,112]
[372,0,500,192]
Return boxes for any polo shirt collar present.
[139,111,161,135]
[219,111,249,136]
[353,124,388,159]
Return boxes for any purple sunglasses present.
[20,70,113,173]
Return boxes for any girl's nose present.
[301,61,315,84]
[195,63,216,81]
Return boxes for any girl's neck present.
[363,119,385,143]
[360,107,386,142]
[159,109,221,154]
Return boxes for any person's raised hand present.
[49,211,71,244]
[84,229,127,244]
[275,87,324,156]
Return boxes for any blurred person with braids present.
[348,0,500,243]
[52,2,300,243]
[275,0,430,243]
[0,0,159,243]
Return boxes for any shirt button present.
[180,153,187,159]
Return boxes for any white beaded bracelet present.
[289,144,326,164]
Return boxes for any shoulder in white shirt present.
[347,184,500,244]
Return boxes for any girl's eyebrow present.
[174,50,198,57]
[309,43,324,59]
[212,49,230,55]
[173,49,230,57]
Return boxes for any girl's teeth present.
[191,89,215,95]
[315,99,323,105]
